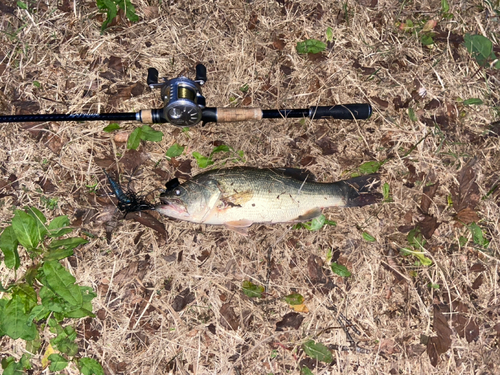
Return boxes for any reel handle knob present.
[195,64,207,85]
[147,68,159,86]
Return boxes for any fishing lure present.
[103,170,155,214]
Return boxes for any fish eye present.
[175,189,182,196]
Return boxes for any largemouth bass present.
[156,167,381,235]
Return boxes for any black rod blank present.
[262,104,372,120]
[0,112,139,123]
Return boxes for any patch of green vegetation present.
[96,0,139,32]
[400,227,432,266]
[0,207,102,374]
[192,144,245,168]
[464,34,500,69]
[283,293,304,305]
[296,39,326,54]
[242,280,264,298]
[127,125,163,150]
[302,340,333,363]
[382,182,393,202]
[102,123,121,132]
[165,143,185,160]
[239,84,249,93]
[398,18,438,46]
[331,262,351,277]
[293,214,336,231]
[468,222,490,248]
[326,27,333,42]
[40,196,58,210]
[362,232,376,242]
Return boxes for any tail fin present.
[341,174,382,207]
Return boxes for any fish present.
[156,167,381,235]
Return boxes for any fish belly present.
[202,189,343,225]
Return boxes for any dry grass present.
[1,0,500,374]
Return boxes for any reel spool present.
[147,64,207,127]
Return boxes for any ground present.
[0,0,500,374]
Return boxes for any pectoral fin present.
[224,219,253,236]
[291,208,322,222]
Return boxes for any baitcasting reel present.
[0,63,373,126]
[145,64,207,126]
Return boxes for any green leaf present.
[39,286,66,313]
[13,283,38,312]
[51,331,78,356]
[25,205,48,234]
[17,1,27,9]
[33,81,41,88]
[362,232,376,242]
[420,33,434,46]
[408,107,417,121]
[469,222,489,247]
[458,236,467,247]
[27,304,50,324]
[293,214,336,231]
[0,281,9,292]
[283,293,304,305]
[463,98,483,106]
[239,84,249,93]
[48,237,88,250]
[296,39,326,54]
[103,123,121,132]
[123,0,139,22]
[301,367,314,375]
[302,340,333,363]
[331,262,351,277]
[441,0,449,13]
[166,143,185,159]
[43,247,75,261]
[210,144,231,156]
[42,261,83,307]
[96,0,118,31]
[407,249,433,266]
[139,125,163,142]
[1,294,37,340]
[358,160,383,174]
[47,215,73,237]
[464,33,497,67]
[78,357,104,375]
[48,354,69,372]
[382,182,392,202]
[127,127,142,150]
[2,354,31,375]
[192,152,214,169]
[242,280,264,298]
[11,210,39,249]
[407,228,426,249]
[326,27,333,42]
[25,331,42,355]
[0,226,20,269]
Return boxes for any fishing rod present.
[0,64,372,127]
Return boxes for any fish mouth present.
[155,200,189,218]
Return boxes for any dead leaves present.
[172,288,195,312]
[451,159,481,225]
[275,312,304,331]
[220,303,239,331]
[426,305,452,367]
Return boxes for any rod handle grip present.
[215,108,263,123]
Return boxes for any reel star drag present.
[0,64,372,126]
